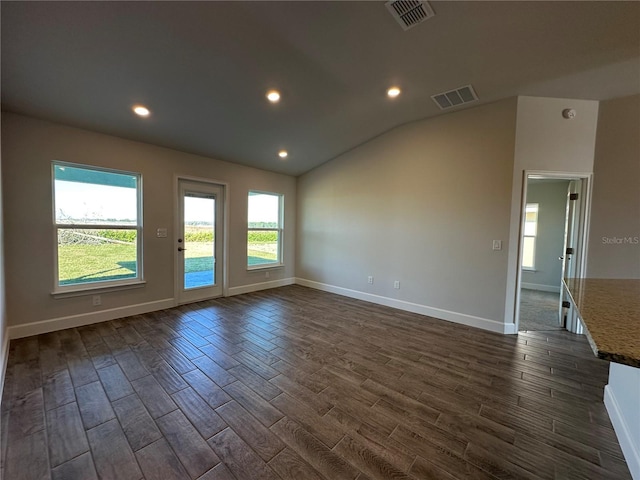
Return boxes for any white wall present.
[588,94,640,279]
[588,94,640,480]
[505,96,599,327]
[605,362,640,480]
[297,98,518,333]
[1,113,296,336]
[521,180,569,291]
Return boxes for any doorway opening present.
[515,172,592,334]
[175,179,225,305]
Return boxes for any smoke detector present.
[386,1,435,31]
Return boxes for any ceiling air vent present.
[431,85,479,110]
[386,1,435,31]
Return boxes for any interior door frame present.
[173,175,230,305]
[513,170,593,333]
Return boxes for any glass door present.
[177,180,224,304]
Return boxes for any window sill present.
[247,264,284,272]
[51,280,146,299]
[522,268,537,272]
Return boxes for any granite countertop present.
[563,278,640,368]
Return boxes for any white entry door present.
[176,180,224,304]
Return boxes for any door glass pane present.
[184,195,215,289]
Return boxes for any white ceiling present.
[2,1,639,176]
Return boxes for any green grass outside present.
[58,240,278,284]
[183,242,214,273]
[248,244,278,266]
[58,243,137,285]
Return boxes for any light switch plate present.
[492,240,502,251]
[156,228,168,238]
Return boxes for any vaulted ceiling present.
[2,1,639,176]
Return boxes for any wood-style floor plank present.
[172,387,227,440]
[197,463,237,480]
[4,429,51,480]
[42,370,75,412]
[208,427,280,480]
[131,374,178,419]
[7,388,45,438]
[51,452,98,480]
[45,402,89,467]
[182,369,232,409]
[223,381,283,427]
[135,438,191,480]
[267,447,326,480]
[74,381,116,430]
[156,409,220,478]
[270,417,357,480]
[65,355,98,388]
[111,394,163,452]
[86,419,143,480]
[96,364,134,401]
[0,285,632,479]
[216,400,285,461]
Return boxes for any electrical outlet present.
[92,295,102,306]
[394,280,400,289]
[265,271,270,279]
[368,276,373,284]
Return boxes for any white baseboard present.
[605,384,640,480]
[296,278,511,334]
[6,278,297,341]
[503,322,518,335]
[5,275,513,341]
[0,332,9,409]
[7,298,176,340]
[521,283,561,293]
[227,278,296,297]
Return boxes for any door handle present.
[559,256,564,260]
[178,247,187,252]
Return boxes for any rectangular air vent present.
[386,1,435,31]
[431,85,479,110]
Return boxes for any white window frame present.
[247,190,284,270]
[52,161,144,296]
[522,202,539,271]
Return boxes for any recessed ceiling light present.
[278,150,288,159]
[266,90,281,103]
[133,105,150,117]
[387,87,401,98]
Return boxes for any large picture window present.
[247,191,283,268]
[53,162,142,290]
[522,203,539,270]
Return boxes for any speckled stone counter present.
[563,278,640,367]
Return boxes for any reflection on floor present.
[185,270,214,289]
[0,285,631,479]
[519,288,563,331]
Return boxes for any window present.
[53,162,142,291]
[247,191,283,268]
[522,203,539,270]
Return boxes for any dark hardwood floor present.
[0,285,631,479]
